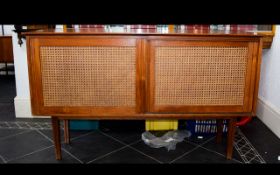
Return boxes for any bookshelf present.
[62,24,275,49]
[172,24,275,49]
[256,25,276,48]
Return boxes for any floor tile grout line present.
[0,130,32,141]
[25,122,33,129]
[6,145,54,163]
[14,122,22,129]
[0,154,7,163]
[86,145,128,164]
[0,123,262,164]
[34,123,43,130]
[199,136,216,147]
[169,146,201,163]
[235,129,266,163]
[0,127,52,130]
[169,136,215,164]
[185,137,243,163]
[61,148,84,164]
[198,145,243,164]
[87,139,142,164]
[36,129,129,164]
[169,137,228,164]
[99,131,145,148]
[35,129,94,164]
[126,145,163,164]
[35,129,54,143]
[126,140,163,164]
[5,122,10,128]
[99,131,163,164]
[184,136,214,146]
[98,131,128,146]
[184,136,216,147]
[36,128,97,143]
[184,140,200,147]
[70,131,97,141]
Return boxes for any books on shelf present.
[79,25,105,28]
[237,25,258,31]
[128,25,157,29]
[175,24,258,32]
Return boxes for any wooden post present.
[51,116,62,160]
[64,120,70,144]
[216,119,223,144]
[226,118,237,159]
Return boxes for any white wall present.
[3,25,14,35]
[11,25,65,118]
[257,25,280,138]
[11,26,34,118]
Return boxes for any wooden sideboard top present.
[23,28,263,37]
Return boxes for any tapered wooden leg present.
[226,118,236,159]
[51,116,62,160]
[64,120,70,144]
[216,119,223,144]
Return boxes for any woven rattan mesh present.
[40,46,136,107]
[155,46,248,106]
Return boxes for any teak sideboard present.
[24,28,263,160]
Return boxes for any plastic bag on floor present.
[141,130,191,151]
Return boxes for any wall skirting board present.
[14,96,50,118]
[257,96,280,139]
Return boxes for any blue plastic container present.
[70,120,99,130]
[186,119,228,136]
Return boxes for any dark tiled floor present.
[0,75,16,104]
[8,146,81,164]
[61,131,125,163]
[239,119,280,163]
[0,119,279,164]
[0,129,30,139]
[100,130,143,144]
[0,75,280,164]
[38,129,94,143]
[91,147,159,164]
[172,147,238,164]
[0,103,16,121]
[0,75,16,121]
[199,137,243,163]
[130,138,197,163]
[0,130,52,161]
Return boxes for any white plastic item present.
[141,130,191,151]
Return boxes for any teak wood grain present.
[26,35,262,118]
[25,31,263,160]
